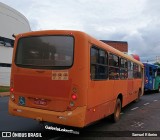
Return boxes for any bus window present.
[110,54,119,67]
[133,63,138,78]
[128,61,133,79]
[149,67,156,77]
[120,58,128,79]
[120,58,125,68]
[109,53,120,79]
[99,50,106,64]
[149,67,152,76]
[90,47,108,80]
[91,47,98,64]
[15,36,74,69]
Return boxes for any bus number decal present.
[52,71,69,80]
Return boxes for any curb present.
[0,92,10,97]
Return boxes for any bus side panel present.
[132,79,142,99]
[127,79,134,103]
[144,65,151,90]
[70,34,89,108]
[85,70,143,125]
[85,80,128,125]
[85,100,115,126]
[114,80,128,107]
[86,80,115,125]
[144,64,155,91]
[155,76,160,90]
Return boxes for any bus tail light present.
[10,86,15,101]
[69,94,77,108]
[71,94,77,100]
[10,87,14,93]
[68,94,77,109]
[67,88,78,110]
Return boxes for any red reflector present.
[71,94,77,100]
[10,87,14,92]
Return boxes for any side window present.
[91,47,98,64]
[128,61,133,79]
[99,50,106,64]
[109,53,120,80]
[133,63,138,78]
[120,58,128,79]
[120,58,125,68]
[90,46,108,80]
[149,67,152,76]
[113,55,119,67]
[109,54,119,67]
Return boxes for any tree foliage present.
[154,62,160,66]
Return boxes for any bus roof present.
[15,30,143,67]
[143,63,158,68]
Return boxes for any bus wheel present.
[112,98,121,122]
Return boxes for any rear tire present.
[111,98,121,123]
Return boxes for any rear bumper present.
[9,100,86,128]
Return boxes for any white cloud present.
[0,0,160,62]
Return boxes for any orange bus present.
[9,30,144,128]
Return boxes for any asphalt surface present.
[0,92,160,140]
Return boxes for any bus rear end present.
[144,63,157,91]
[9,30,88,127]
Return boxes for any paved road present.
[0,92,160,140]
[0,96,43,132]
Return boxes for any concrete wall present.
[0,2,31,86]
[0,2,31,39]
[0,67,11,86]
[0,45,13,64]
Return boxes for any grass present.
[0,86,10,92]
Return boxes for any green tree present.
[154,62,160,66]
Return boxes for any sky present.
[1,0,160,62]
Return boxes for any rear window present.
[15,36,74,69]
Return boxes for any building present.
[100,40,128,53]
[0,2,31,86]
[100,40,141,61]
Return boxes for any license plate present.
[34,99,47,105]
